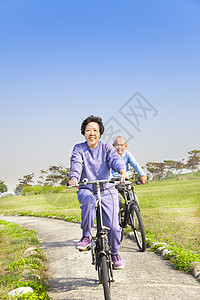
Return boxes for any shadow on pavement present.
[48,276,98,293]
[42,239,77,248]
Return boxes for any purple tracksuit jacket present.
[69,140,126,254]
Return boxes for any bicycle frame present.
[119,183,139,228]
[91,181,114,284]
[115,179,146,252]
[69,178,114,299]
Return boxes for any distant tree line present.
[0,180,8,194]
[14,165,70,194]
[146,150,200,182]
[7,149,200,195]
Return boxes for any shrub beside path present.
[0,216,200,300]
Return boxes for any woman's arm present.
[119,168,127,183]
[69,145,83,184]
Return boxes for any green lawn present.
[0,188,81,221]
[137,178,200,253]
[0,176,199,255]
[0,220,49,299]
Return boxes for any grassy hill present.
[0,174,199,255]
[137,176,200,253]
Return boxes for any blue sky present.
[0,0,199,191]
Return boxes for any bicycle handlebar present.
[67,178,141,188]
[67,178,115,188]
[111,178,141,185]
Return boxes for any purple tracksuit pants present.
[77,188,121,255]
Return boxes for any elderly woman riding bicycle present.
[68,115,127,269]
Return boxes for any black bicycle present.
[70,178,114,300]
[115,179,146,252]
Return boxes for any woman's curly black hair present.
[81,115,104,137]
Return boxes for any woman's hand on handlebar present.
[119,169,128,183]
[68,178,79,186]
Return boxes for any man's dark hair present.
[81,115,104,136]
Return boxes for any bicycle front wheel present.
[100,255,111,300]
[129,204,146,252]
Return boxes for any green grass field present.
[0,175,199,297]
[0,220,49,299]
[137,177,200,253]
[0,175,199,255]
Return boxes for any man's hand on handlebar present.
[140,176,147,184]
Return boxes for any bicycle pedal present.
[79,247,91,252]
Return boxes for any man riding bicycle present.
[112,136,147,184]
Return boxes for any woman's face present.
[84,122,100,149]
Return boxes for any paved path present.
[1,216,200,300]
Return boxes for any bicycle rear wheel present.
[129,204,146,252]
[119,208,125,242]
[99,255,111,300]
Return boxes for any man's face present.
[114,138,127,156]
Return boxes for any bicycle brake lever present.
[82,178,89,185]
[102,225,110,231]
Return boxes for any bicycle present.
[69,178,115,300]
[114,179,146,252]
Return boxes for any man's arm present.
[126,151,147,184]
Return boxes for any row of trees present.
[145,150,200,182]
[0,180,8,194]
[15,166,70,194]
[14,149,200,192]
[1,149,199,195]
